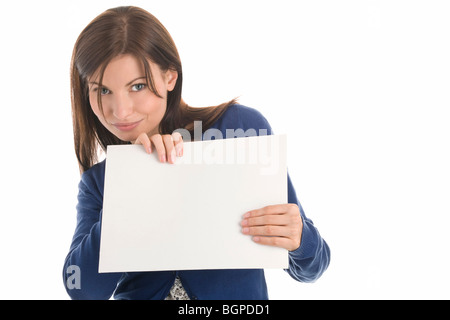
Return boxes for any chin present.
[113,131,138,143]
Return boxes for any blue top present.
[63,104,330,300]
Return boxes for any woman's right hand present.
[134,132,183,164]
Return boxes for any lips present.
[112,120,143,132]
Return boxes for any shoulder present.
[221,104,270,126]
[212,104,273,134]
[78,160,106,202]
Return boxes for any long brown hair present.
[71,6,235,173]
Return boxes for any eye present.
[100,87,111,95]
[131,83,146,92]
[92,87,111,95]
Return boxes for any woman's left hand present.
[241,204,303,251]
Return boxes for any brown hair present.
[71,6,236,173]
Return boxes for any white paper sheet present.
[99,134,288,273]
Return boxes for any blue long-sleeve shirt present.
[63,104,330,300]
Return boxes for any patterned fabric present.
[165,276,190,300]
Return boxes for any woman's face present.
[88,54,178,142]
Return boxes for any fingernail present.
[170,150,176,163]
[241,219,248,226]
[160,154,166,163]
[253,236,260,242]
[146,146,152,154]
[243,212,250,218]
[172,132,181,141]
[242,227,249,234]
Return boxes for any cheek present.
[135,92,167,114]
[89,93,111,120]
[89,93,101,116]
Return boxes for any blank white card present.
[99,134,288,273]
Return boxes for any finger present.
[150,134,166,162]
[242,204,303,251]
[172,132,183,157]
[134,133,152,153]
[242,225,296,238]
[162,134,176,164]
[251,236,295,251]
[242,209,302,230]
[241,215,293,227]
[241,214,291,227]
[244,204,291,219]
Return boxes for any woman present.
[63,6,330,300]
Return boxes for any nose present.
[112,92,134,120]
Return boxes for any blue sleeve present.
[285,175,331,282]
[221,105,331,283]
[62,165,122,299]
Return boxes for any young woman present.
[63,6,330,300]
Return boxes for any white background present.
[0,0,449,299]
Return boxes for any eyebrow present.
[89,76,147,87]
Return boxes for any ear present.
[165,69,178,92]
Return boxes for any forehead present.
[88,54,160,84]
